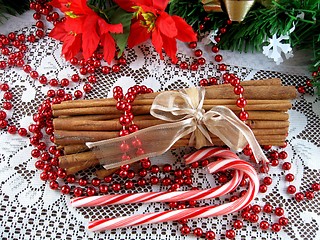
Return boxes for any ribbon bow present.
[87,87,268,169]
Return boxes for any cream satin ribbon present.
[86,87,268,170]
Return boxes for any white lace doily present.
[0,11,319,240]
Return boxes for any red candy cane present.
[71,148,259,231]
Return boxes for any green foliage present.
[0,0,30,23]
[168,0,320,93]
[108,7,134,57]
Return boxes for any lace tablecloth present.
[1,11,320,240]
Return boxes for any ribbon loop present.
[87,87,268,170]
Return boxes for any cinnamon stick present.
[52,78,283,111]
[60,128,288,155]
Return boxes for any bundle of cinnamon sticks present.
[52,78,296,176]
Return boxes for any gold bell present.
[223,0,255,22]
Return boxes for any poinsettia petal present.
[127,21,150,48]
[113,0,136,12]
[82,15,100,59]
[152,0,169,11]
[98,18,123,35]
[156,12,177,38]
[171,15,197,42]
[101,33,116,64]
[69,0,93,15]
[62,34,82,60]
[49,22,68,41]
[64,17,83,33]
[151,27,163,59]
[161,34,178,63]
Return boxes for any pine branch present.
[0,0,30,23]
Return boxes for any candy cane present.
[71,147,259,231]
[71,163,242,207]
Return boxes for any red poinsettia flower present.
[114,0,197,63]
[49,0,123,63]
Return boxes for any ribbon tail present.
[86,119,195,170]
[204,106,268,164]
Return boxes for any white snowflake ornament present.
[262,33,293,65]
[201,29,219,45]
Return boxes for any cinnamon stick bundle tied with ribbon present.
[87,87,268,170]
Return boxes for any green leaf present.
[109,7,134,56]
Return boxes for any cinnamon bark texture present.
[52,78,296,175]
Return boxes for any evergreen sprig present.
[0,0,30,23]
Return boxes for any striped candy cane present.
[71,147,259,231]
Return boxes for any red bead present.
[91,178,101,187]
[60,78,69,87]
[219,63,227,71]
[180,225,191,235]
[271,223,281,232]
[214,54,223,62]
[101,66,111,74]
[201,159,209,166]
[179,61,188,69]
[30,71,39,79]
[279,217,289,226]
[208,77,217,85]
[190,63,198,71]
[287,185,296,194]
[199,24,205,31]
[305,191,314,200]
[3,102,12,110]
[233,219,243,229]
[275,207,284,216]
[7,125,17,134]
[236,97,247,108]
[163,164,172,172]
[211,45,219,53]
[73,187,84,197]
[260,221,269,230]
[205,230,215,240]
[83,83,92,93]
[74,90,83,99]
[198,57,206,65]
[270,159,279,166]
[36,29,44,38]
[79,178,88,186]
[193,227,203,237]
[225,229,235,239]
[112,64,120,73]
[86,186,96,196]
[199,79,208,86]
[252,204,261,214]
[234,85,244,95]
[297,86,305,93]
[218,174,228,183]
[306,79,313,87]
[40,172,49,181]
[279,151,288,159]
[239,111,249,121]
[86,66,95,74]
[241,211,251,220]
[35,160,45,170]
[294,192,304,201]
[125,180,134,189]
[219,27,227,34]
[194,49,203,57]
[188,42,197,49]
[282,162,291,170]
[49,180,59,190]
[249,214,259,223]
[259,184,267,193]
[312,183,320,191]
[36,21,44,28]
[33,12,41,20]
[112,183,121,191]
[99,184,108,193]
[79,67,87,75]
[285,173,294,182]
[161,177,171,186]
[263,176,272,185]
[61,185,71,194]
[49,79,59,87]
[0,61,6,69]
